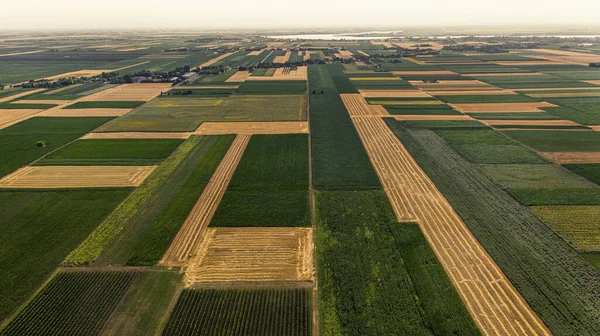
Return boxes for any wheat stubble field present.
[2,30,600,336]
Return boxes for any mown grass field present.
[0,117,113,178]
[211,134,310,228]
[36,139,184,166]
[64,135,233,266]
[163,288,312,336]
[385,119,600,335]
[315,190,480,336]
[0,189,131,322]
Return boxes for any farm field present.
[4,31,600,336]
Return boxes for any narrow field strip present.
[81,132,191,139]
[78,83,171,102]
[359,89,431,98]
[197,52,235,68]
[350,116,550,336]
[539,152,600,164]
[393,115,474,121]
[482,119,581,127]
[160,134,250,266]
[224,70,251,83]
[193,121,309,135]
[0,89,45,103]
[429,90,517,96]
[463,73,546,77]
[184,227,313,283]
[451,102,557,113]
[38,108,131,117]
[392,70,457,75]
[340,94,389,116]
[0,165,156,188]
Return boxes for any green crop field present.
[211,134,310,227]
[0,117,113,178]
[163,287,312,336]
[531,206,600,252]
[0,189,130,322]
[564,164,600,185]
[502,129,600,152]
[315,190,479,336]
[386,119,600,335]
[437,94,538,103]
[36,139,183,165]
[1,270,138,336]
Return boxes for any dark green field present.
[0,117,113,178]
[237,80,307,94]
[502,129,600,152]
[37,139,184,165]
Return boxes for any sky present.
[1,0,598,30]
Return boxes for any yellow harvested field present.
[160,135,250,267]
[429,90,517,96]
[0,166,156,189]
[372,41,394,48]
[116,47,150,52]
[82,132,190,139]
[177,85,239,89]
[79,83,171,102]
[482,119,580,127]
[341,94,389,116]
[225,71,251,83]
[539,152,600,164]
[368,100,445,105]
[393,115,474,121]
[524,48,600,66]
[464,72,546,77]
[350,116,550,336]
[0,109,43,130]
[350,77,403,81]
[41,70,109,81]
[247,66,307,81]
[359,89,431,98]
[357,50,369,57]
[403,57,426,65]
[184,228,313,283]
[247,50,264,56]
[355,61,367,66]
[0,88,45,103]
[273,51,292,63]
[421,87,502,92]
[451,102,557,113]
[0,50,44,57]
[198,52,235,68]
[303,51,311,61]
[395,42,444,50]
[494,61,565,66]
[38,108,131,117]
[336,50,354,59]
[582,80,600,86]
[410,80,491,87]
[392,70,457,76]
[194,121,309,135]
[526,92,600,98]
[516,86,600,92]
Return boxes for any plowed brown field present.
[350,116,550,336]
[194,121,309,135]
[0,166,156,188]
[160,134,250,267]
[340,94,389,116]
[184,227,313,283]
[197,52,235,68]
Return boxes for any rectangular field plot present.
[64,101,144,109]
[0,270,139,336]
[194,121,308,135]
[0,117,113,178]
[502,129,600,152]
[0,165,156,188]
[480,164,598,189]
[0,189,130,321]
[36,139,183,166]
[210,134,310,227]
[79,83,171,101]
[451,102,556,113]
[236,80,307,94]
[99,94,306,132]
[532,206,600,252]
[163,287,311,336]
[185,227,313,282]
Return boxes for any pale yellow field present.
[341,94,389,116]
[429,90,517,96]
[0,50,44,57]
[194,121,309,135]
[225,71,251,83]
[0,88,45,103]
[451,102,557,113]
[197,52,235,68]
[392,70,457,76]
[273,51,292,63]
[482,119,580,126]
[82,132,190,139]
[38,108,132,117]
[359,89,431,98]
[0,109,43,130]
[79,83,171,102]
[393,115,474,121]
[539,152,600,164]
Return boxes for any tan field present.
[350,77,403,81]
[355,61,367,66]
[391,70,457,76]
[184,227,313,283]
[428,90,517,96]
[79,83,171,102]
[247,49,264,56]
[357,50,369,57]
[194,121,309,135]
[410,80,491,87]
[359,89,431,98]
[341,94,389,116]
[539,152,600,164]
[0,109,43,130]
[464,72,546,77]
[336,50,354,59]
[0,88,46,103]
[197,52,235,68]
[450,102,557,113]
[247,66,307,81]
[160,135,250,267]
[524,49,600,66]
[372,41,394,48]
[176,85,239,89]
[421,86,502,91]
[0,166,156,188]
[403,57,426,65]
[38,108,132,117]
[526,92,600,98]
[82,132,191,139]
[494,61,565,66]
[350,116,551,336]
[304,51,311,61]
[482,119,580,126]
[273,51,292,63]
[0,50,44,57]
[393,115,474,121]
[13,99,71,105]
[225,71,251,82]
[395,42,444,50]
[582,80,600,86]
[368,100,445,105]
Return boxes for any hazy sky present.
[1,0,598,30]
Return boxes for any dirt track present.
[160,134,250,267]
[350,116,550,336]
[340,94,389,116]
[184,227,313,284]
[194,122,309,135]
[0,166,156,188]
